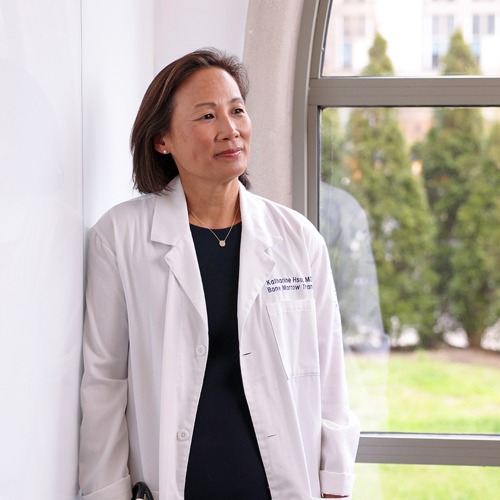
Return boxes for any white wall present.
[0,1,83,498]
[154,0,248,72]
[82,0,155,227]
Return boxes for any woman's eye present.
[234,108,245,114]
[202,113,215,120]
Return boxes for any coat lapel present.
[149,178,283,333]
[150,177,207,325]
[238,184,283,332]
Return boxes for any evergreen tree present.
[340,33,439,346]
[482,124,500,324]
[447,123,500,347]
[361,32,395,77]
[441,30,480,76]
[418,29,493,346]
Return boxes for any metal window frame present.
[358,433,500,466]
[292,0,500,467]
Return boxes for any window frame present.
[292,0,500,467]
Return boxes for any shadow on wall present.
[0,60,82,499]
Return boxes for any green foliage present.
[418,107,484,312]
[361,32,394,76]
[418,29,498,346]
[344,106,439,343]
[447,123,500,346]
[441,29,480,76]
[339,34,439,345]
[321,29,499,348]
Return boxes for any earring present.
[163,150,168,155]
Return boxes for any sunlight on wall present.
[0,1,82,498]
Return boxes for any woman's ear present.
[153,134,169,155]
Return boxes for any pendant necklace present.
[188,206,240,248]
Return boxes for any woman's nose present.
[219,116,239,140]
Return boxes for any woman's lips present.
[216,148,243,157]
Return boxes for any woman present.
[79,48,359,500]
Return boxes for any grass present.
[344,349,500,499]
[353,463,500,499]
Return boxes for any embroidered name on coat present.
[266,275,313,293]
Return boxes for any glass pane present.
[319,106,500,433]
[323,0,500,76]
[353,463,500,499]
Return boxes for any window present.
[473,14,481,35]
[343,43,353,69]
[343,15,365,37]
[432,15,455,36]
[488,14,495,34]
[474,13,496,35]
[293,0,500,498]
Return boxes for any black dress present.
[184,223,272,500]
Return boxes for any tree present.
[441,29,480,76]
[481,123,500,323]
[338,33,439,346]
[418,29,494,347]
[447,123,500,347]
[361,31,395,77]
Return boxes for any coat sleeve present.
[311,233,360,499]
[79,226,132,500]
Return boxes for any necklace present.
[188,206,240,247]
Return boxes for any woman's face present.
[156,67,252,189]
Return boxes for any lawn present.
[344,348,500,499]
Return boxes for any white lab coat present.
[79,177,359,500]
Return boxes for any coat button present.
[195,344,207,356]
[177,429,190,441]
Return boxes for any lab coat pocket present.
[266,299,319,379]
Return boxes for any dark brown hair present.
[130,47,251,194]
